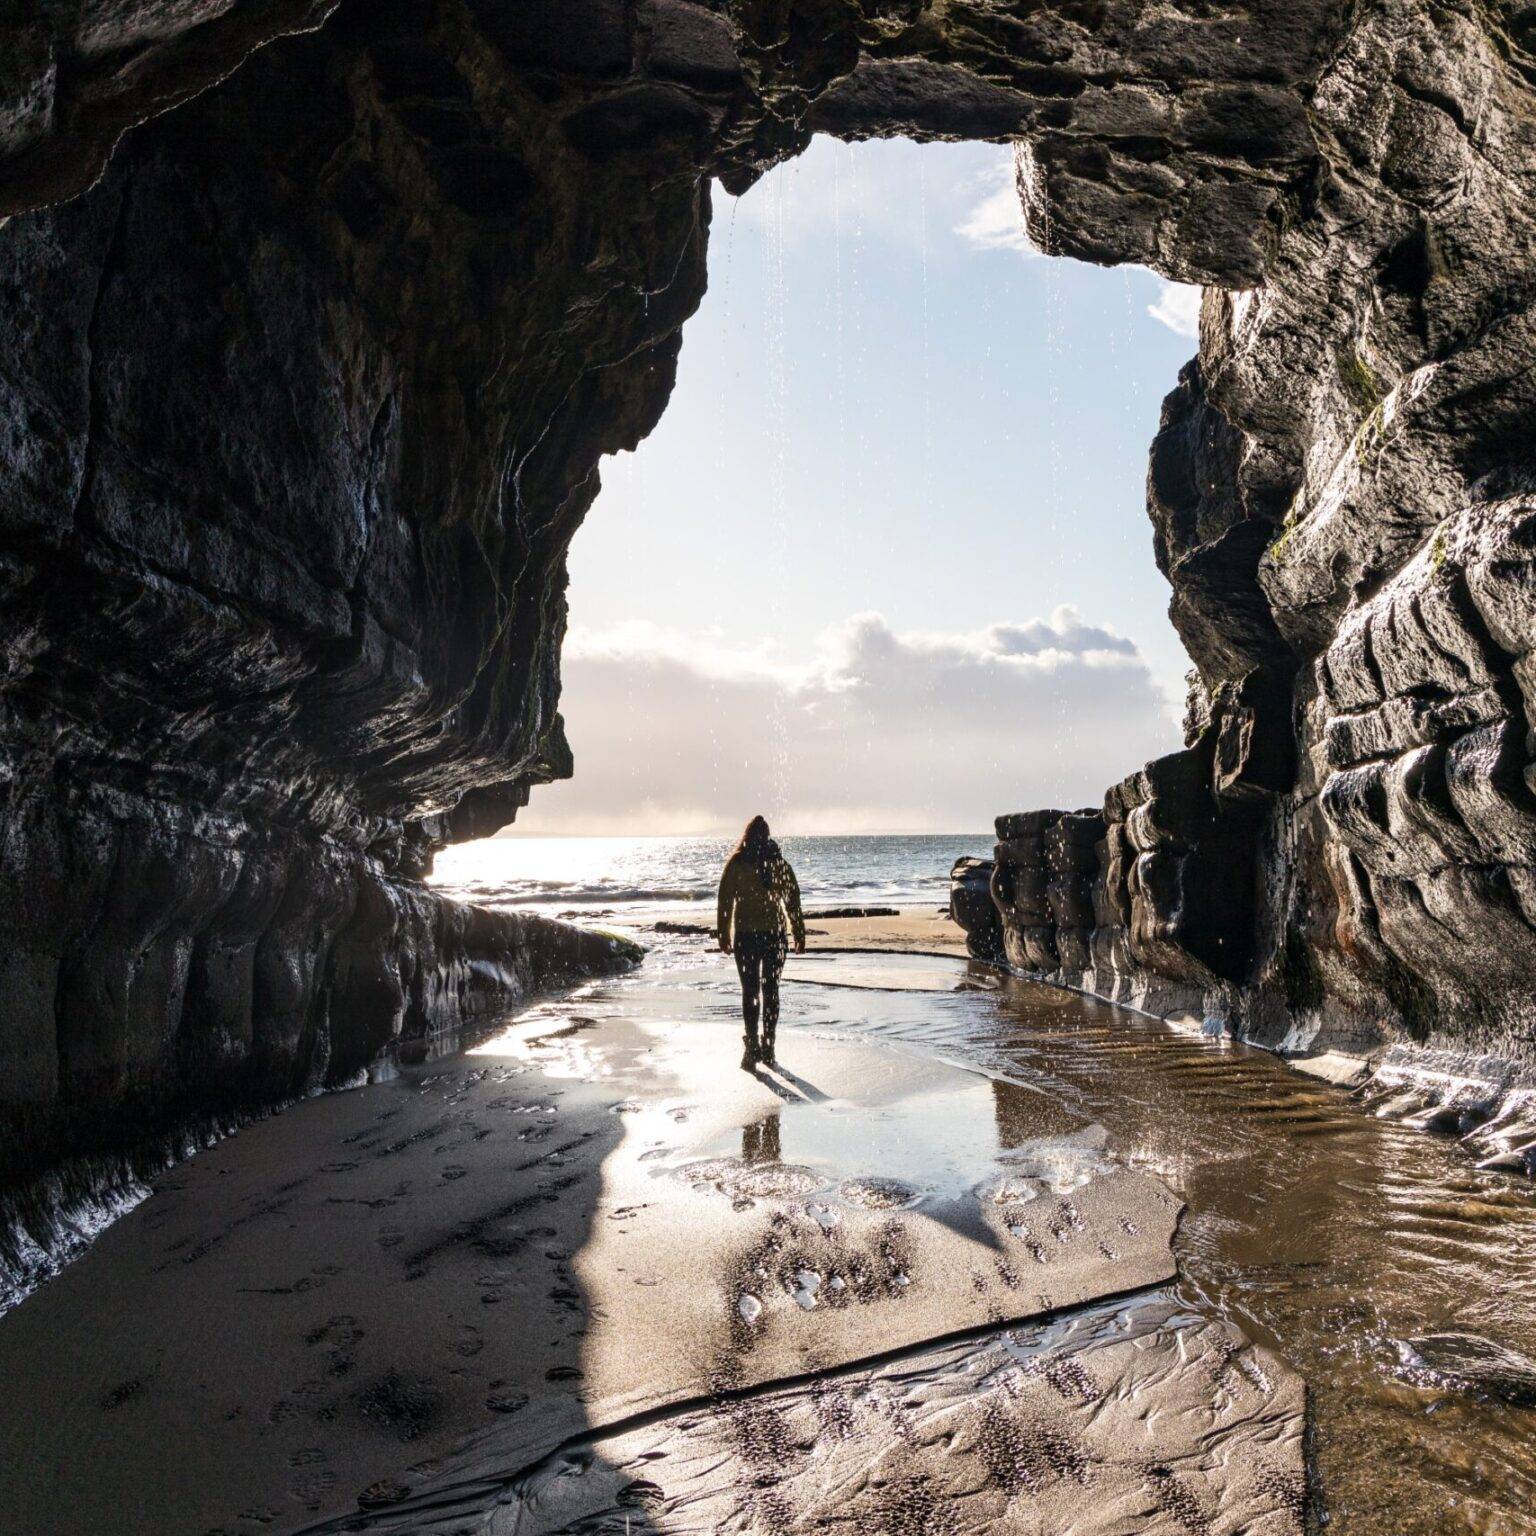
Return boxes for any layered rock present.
[1,0,703,1196]
[6,0,1536,1196]
[974,5,1536,1077]
[991,811,1063,973]
[948,854,1001,962]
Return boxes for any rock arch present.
[3,1,1535,1203]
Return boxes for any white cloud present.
[1147,280,1202,339]
[519,608,1180,835]
[953,159,1040,256]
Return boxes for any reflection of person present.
[742,1112,782,1165]
[716,815,806,1069]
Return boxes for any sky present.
[514,136,1202,836]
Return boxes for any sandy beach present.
[807,907,970,955]
[650,905,972,956]
[0,942,1304,1536]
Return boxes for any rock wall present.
[5,0,1536,1191]
[979,2,1536,1074]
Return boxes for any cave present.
[5,1,1536,1529]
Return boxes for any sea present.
[428,833,993,920]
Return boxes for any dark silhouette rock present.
[948,858,1002,963]
[991,811,1063,973]
[1046,811,1105,975]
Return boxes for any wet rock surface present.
[0,777,635,1305]
[948,855,1002,962]
[977,2,1536,1072]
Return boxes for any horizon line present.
[491,828,996,840]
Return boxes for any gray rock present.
[948,857,1003,962]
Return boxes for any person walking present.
[716,816,805,1069]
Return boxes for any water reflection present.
[742,1112,782,1165]
[961,976,1536,1535]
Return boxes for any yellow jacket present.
[717,852,805,950]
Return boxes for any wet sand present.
[806,907,969,955]
[457,1294,1305,1536]
[0,947,1307,1536]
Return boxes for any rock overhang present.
[5,0,1536,1194]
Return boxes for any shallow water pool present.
[776,953,1536,1534]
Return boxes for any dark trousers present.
[733,932,787,1053]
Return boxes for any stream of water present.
[806,958,1536,1535]
[431,837,1536,1530]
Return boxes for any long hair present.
[733,815,773,877]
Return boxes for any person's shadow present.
[751,1061,828,1104]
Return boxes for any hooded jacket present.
[717,848,805,950]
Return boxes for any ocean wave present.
[446,884,712,906]
[431,835,987,912]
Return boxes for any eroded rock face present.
[4,0,1536,1191]
[2,0,701,1193]
[949,855,1002,961]
[0,775,635,1259]
[981,3,1536,1067]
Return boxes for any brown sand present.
[806,907,970,955]
[0,949,1301,1536]
[355,1296,1306,1536]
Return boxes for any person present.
[716,816,805,1069]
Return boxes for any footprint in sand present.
[99,1377,149,1410]
[548,1282,583,1314]
[839,1177,920,1210]
[356,1480,412,1508]
[441,1165,468,1182]
[451,1326,484,1358]
[486,1388,529,1413]
[791,1270,823,1310]
[805,1201,841,1232]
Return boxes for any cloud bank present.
[516,608,1180,834]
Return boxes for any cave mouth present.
[10,2,1536,1531]
[478,133,1197,848]
[5,0,1533,1220]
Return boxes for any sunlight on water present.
[428,832,991,917]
